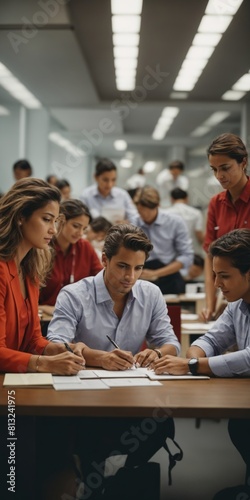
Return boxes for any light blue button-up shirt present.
[80,184,137,222]
[47,270,180,355]
[131,210,193,272]
[192,299,250,377]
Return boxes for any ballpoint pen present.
[64,342,74,353]
[106,335,137,368]
[106,335,120,349]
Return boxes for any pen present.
[106,335,137,369]
[106,335,120,349]
[64,342,74,354]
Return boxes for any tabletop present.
[1,375,250,419]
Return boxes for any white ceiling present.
[0,0,249,166]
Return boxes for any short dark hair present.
[209,228,250,275]
[207,133,248,164]
[55,179,71,190]
[90,216,112,233]
[169,160,184,171]
[13,159,32,174]
[193,254,204,268]
[170,188,187,200]
[95,158,117,177]
[103,224,153,260]
[134,186,160,208]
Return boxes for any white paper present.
[147,372,210,380]
[102,378,162,387]
[77,370,98,379]
[92,367,149,378]
[53,379,109,390]
[3,373,53,386]
[181,313,199,321]
[52,376,82,384]
[182,322,214,331]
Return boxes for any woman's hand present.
[37,352,85,375]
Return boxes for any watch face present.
[188,358,198,375]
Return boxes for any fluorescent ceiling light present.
[113,46,139,58]
[143,161,157,173]
[152,129,165,140]
[192,33,222,46]
[0,61,41,109]
[116,80,135,90]
[198,15,232,33]
[186,45,215,59]
[114,139,127,151]
[115,68,136,77]
[114,58,138,69]
[232,73,250,91]
[203,111,230,126]
[191,125,211,137]
[0,105,9,115]
[205,0,244,16]
[173,78,198,92]
[49,133,85,157]
[162,106,179,118]
[112,15,141,33]
[111,0,143,15]
[113,33,140,46]
[120,158,132,168]
[221,90,246,100]
[169,91,188,99]
[182,58,208,70]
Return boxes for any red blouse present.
[39,239,103,306]
[203,178,250,253]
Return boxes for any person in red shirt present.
[202,133,249,321]
[39,199,103,315]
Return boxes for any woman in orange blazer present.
[0,178,85,373]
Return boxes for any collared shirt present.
[131,210,193,271]
[39,239,102,306]
[80,184,137,223]
[166,202,204,256]
[192,299,250,377]
[47,270,180,355]
[203,178,250,253]
[156,170,189,207]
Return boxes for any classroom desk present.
[164,293,206,315]
[1,375,250,419]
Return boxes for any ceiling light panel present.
[111,0,143,15]
[205,0,244,16]
[112,15,141,33]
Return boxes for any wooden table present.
[1,375,249,419]
[164,293,206,315]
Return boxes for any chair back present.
[167,304,181,342]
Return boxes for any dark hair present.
[46,174,58,184]
[207,133,248,164]
[59,199,91,222]
[209,229,250,275]
[0,178,61,283]
[103,224,153,260]
[55,179,71,190]
[95,158,117,177]
[170,187,187,200]
[193,254,204,268]
[13,159,32,174]
[169,160,184,171]
[134,186,160,209]
[90,216,112,233]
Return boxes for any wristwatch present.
[153,348,162,359]
[188,358,199,375]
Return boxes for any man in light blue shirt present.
[132,186,193,294]
[80,158,137,223]
[47,224,180,369]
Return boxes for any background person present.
[84,215,112,260]
[13,158,33,181]
[156,159,189,208]
[0,178,85,374]
[202,133,250,321]
[39,199,102,316]
[55,178,71,200]
[80,157,137,223]
[132,186,193,294]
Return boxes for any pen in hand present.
[64,342,74,354]
[106,335,120,349]
[106,335,137,368]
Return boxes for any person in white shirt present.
[80,158,137,224]
[156,160,189,208]
[167,187,204,256]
